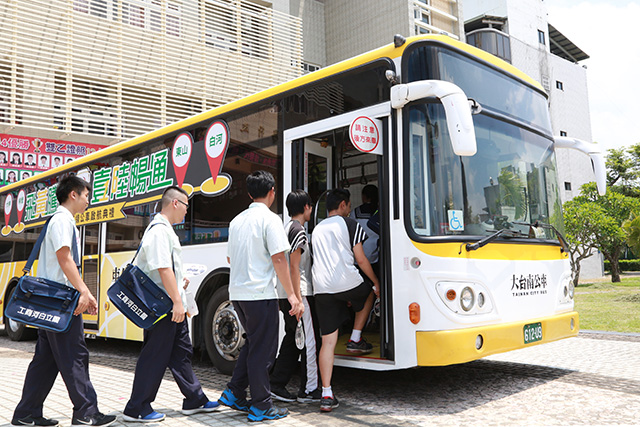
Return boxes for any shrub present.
[604,259,640,272]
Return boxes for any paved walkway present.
[1,327,639,426]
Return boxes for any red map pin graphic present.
[172,132,193,187]
[16,189,26,224]
[204,121,230,184]
[4,193,13,225]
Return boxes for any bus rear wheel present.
[204,286,244,375]
[4,286,37,341]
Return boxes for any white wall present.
[463,0,507,20]
[323,0,412,65]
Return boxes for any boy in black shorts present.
[311,189,380,412]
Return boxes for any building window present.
[564,182,572,191]
[302,62,320,74]
[538,29,545,45]
[556,80,564,90]
[204,0,270,59]
[75,0,181,37]
[560,130,567,137]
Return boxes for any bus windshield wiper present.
[512,221,569,254]
[465,227,526,252]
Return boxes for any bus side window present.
[106,204,152,253]
[0,240,12,262]
[11,226,41,262]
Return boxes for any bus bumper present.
[416,311,579,366]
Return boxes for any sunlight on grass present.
[575,277,640,333]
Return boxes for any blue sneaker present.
[247,406,289,422]
[122,411,165,423]
[180,400,220,415]
[218,388,250,412]
[181,400,220,415]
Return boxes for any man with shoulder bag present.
[122,186,218,422]
[11,175,116,427]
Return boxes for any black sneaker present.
[11,416,59,427]
[346,338,373,354]
[320,395,339,412]
[270,385,296,402]
[297,388,322,403]
[247,405,289,422]
[71,413,116,427]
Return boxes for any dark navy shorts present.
[315,280,373,336]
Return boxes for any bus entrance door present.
[81,224,100,328]
[284,103,392,365]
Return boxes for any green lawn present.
[575,277,640,333]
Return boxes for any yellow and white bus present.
[0,34,605,374]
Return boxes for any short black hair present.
[286,190,312,216]
[56,175,92,204]
[246,170,275,199]
[161,185,189,208]
[326,188,350,211]
[362,184,378,206]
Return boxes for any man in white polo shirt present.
[123,186,218,422]
[12,175,116,427]
[218,170,304,422]
[312,188,380,413]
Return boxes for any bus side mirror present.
[391,80,477,156]
[554,136,606,195]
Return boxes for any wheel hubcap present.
[212,301,244,361]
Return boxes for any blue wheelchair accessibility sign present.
[448,210,464,231]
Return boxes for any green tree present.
[623,215,640,257]
[606,143,640,197]
[564,182,640,283]
[563,200,606,286]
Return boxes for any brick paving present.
[1,327,639,426]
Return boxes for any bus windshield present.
[408,105,563,239]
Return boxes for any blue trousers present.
[124,316,208,417]
[14,314,99,420]
[228,299,278,411]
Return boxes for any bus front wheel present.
[4,286,37,341]
[204,286,245,375]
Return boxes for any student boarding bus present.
[0,34,605,374]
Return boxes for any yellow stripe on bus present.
[411,241,568,261]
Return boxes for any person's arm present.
[353,243,380,297]
[272,252,304,319]
[158,267,185,323]
[289,248,304,304]
[56,247,98,316]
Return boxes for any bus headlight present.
[435,281,493,315]
[460,287,474,311]
[568,282,574,299]
[477,292,485,308]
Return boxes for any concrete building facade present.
[0,0,463,149]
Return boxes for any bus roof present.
[0,34,543,196]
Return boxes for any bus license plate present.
[524,322,542,344]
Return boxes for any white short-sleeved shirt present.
[134,213,187,307]
[276,219,312,299]
[312,215,368,295]
[36,206,80,288]
[350,204,379,264]
[228,202,290,301]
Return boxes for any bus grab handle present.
[390,80,477,156]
